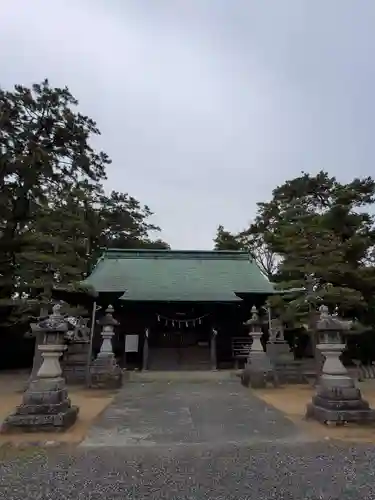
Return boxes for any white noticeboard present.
[125,334,139,353]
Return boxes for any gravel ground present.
[1,441,375,499]
[1,381,375,499]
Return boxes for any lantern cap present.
[244,305,261,326]
[31,303,68,333]
[97,304,119,326]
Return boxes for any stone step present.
[127,370,237,382]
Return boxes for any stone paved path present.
[81,380,304,447]
[2,380,375,499]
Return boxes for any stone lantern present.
[306,305,375,425]
[241,306,276,388]
[1,304,79,433]
[89,305,122,389]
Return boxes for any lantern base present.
[89,353,123,389]
[241,353,278,389]
[306,403,375,425]
[306,384,375,425]
[1,377,79,433]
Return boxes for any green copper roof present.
[82,249,276,302]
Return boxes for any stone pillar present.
[1,304,79,433]
[62,317,90,385]
[210,327,218,370]
[266,318,305,384]
[306,305,375,425]
[89,305,122,389]
[25,305,49,388]
[142,328,149,371]
[62,341,90,384]
[241,306,276,388]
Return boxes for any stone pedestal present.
[62,342,90,385]
[89,305,122,389]
[266,340,291,362]
[306,305,375,425]
[1,305,79,433]
[242,306,277,389]
[90,354,122,389]
[2,376,78,433]
[267,341,306,384]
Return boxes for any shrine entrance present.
[148,328,211,371]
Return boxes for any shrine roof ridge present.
[100,248,254,261]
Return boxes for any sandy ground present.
[255,380,375,443]
[0,371,116,446]
[3,370,375,447]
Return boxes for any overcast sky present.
[1,1,375,249]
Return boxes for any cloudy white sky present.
[1,1,374,249]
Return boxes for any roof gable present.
[82,249,275,301]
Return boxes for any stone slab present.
[316,385,363,400]
[12,401,71,415]
[2,406,79,433]
[306,402,375,424]
[23,388,69,406]
[81,380,300,447]
[311,395,371,411]
[89,371,122,389]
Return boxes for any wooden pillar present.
[123,334,127,370]
[142,328,149,371]
[210,327,218,370]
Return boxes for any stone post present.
[210,327,218,370]
[306,305,375,425]
[241,306,276,388]
[89,305,122,389]
[62,317,90,385]
[1,304,79,433]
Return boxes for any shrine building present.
[80,248,278,371]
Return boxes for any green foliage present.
[248,171,375,323]
[213,225,243,251]
[214,170,375,326]
[0,80,169,324]
[237,228,279,280]
[213,226,279,280]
